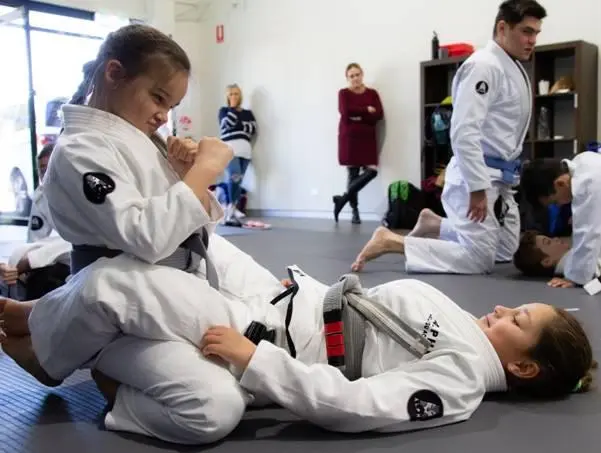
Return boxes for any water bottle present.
[537,106,550,140]
[432,31,439,60]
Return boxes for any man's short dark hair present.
[520,158,569,207]
[494,0,547,36]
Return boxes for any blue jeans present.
[226,157,250,205]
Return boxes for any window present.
[29,10,129,37]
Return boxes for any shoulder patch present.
[83,172,116,204]
[408,390,444,422]
[475,81,489,95]
[30,215,43,231]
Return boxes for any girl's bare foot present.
[0,298,35,336]
[351,227,405,272]
[407,209,442,238]
[2,335,62,387]
[92,369,121,408]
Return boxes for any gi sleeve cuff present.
[239,340,281,392]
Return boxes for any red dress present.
[337,87,384,167]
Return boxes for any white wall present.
[187,0,601,219]
[172,21,205,138]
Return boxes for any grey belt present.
[70,229,220,290]
[324,274,431,381]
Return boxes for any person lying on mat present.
[513,231,601,289]
[1,252,594,445]
[519,153,601,289]
[41,23,232,283]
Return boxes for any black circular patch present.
[83,172,116,205]
[407,390,444,422]
[30,215,43,231]
[475,81,489,95]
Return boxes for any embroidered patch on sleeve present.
[30,215,43,231]
[407,390,444,422]
[475,81,489,95]
[83,172,116,204]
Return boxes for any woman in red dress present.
[333,63,384,224]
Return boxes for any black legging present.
[346,166,378,208]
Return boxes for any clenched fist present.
[200,325,256,371]
[0,263,18,285]
[193,137,234,182]
[167,136,198,178]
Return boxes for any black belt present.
[493,195,510,226]
[243,267,300,358]
[70,229,211,275]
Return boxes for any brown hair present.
[508,308,595,398]
[71,24,191,105]
[513,230,556,277]
[345,62,362,77]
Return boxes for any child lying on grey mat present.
[0,243,595,445]
[519,153,601,291]
[513,231,573,284]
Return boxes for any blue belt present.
[484,155,521,184]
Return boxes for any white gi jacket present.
[43,105,223,264]
[557,152,601,285]
[240,275,507,434]
[6,183,70,271]
[27,185,55,243]
[8,236,71,270]
[446,40,532,190]
[29,252,507,442]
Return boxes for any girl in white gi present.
[42,23,232,278]
[0,24,291,445]
[1,25,238,383]
[0,251,594,444]
[519,153,601,289]
[352,0,546,275]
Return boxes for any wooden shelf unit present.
[419,40,598,180]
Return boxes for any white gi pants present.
[404,179,520,274]
[28,235,326,444]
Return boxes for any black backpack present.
[382,180,424,230]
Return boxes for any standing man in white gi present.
[352,0,547,275]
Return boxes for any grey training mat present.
[1,219,601,453]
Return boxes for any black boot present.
[333,195,344,223]
[333,168,377,223]
[351,208,361,224]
